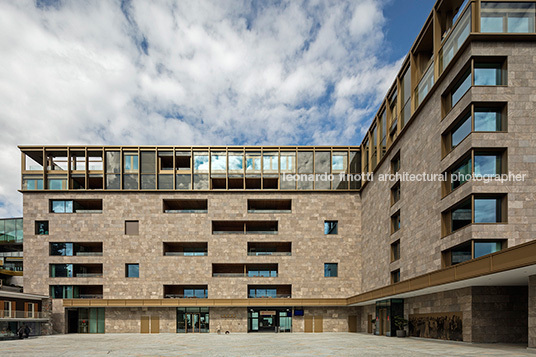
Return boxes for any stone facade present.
[360,40,536,291]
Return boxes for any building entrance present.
[248,307,292,333]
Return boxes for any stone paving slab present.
[0,333,534,357]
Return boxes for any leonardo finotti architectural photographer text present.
[281,172,528,183]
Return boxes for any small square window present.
[324,221,338,235]
[126,263,139,278]
[324,263,338,277]
[125,220,139,235]
[391,269,400,284]
[35,221,49,235]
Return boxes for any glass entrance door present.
[186,313,200,333]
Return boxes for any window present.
[391,181,401,205]
[442,240,506,267]
[400,66,411,127]
[22,176,44,190]
[125,220,139,235]
[212,221,278,234]
[35,220,49,235]
[391,211,401,233]
[391,152,400,174]
[248,199,291,213]
[443,103,506,155]
[126,264,139,278]
[474,63,504,86]
[451,199,472,232]
[51,200,73,213]
[50,243,74,256]
[50,199,102,213]
[450,156,472,191]
[163,199,208,213]
[451,69,471,107]
[26,303,36,318]
[442,194,506,236]
[481,2,535,33]
[324,221,338,235]
[391,240,400,262]
[474,197,502,223]
[451,112,471,148]
[444,58,507,113]
[475,106,503,131]
[123,153,138,172]
[2,301,14,318]
[48,178,67,190]
[50,264,73,277]
[391,269,400,284]
[324,263,338,277]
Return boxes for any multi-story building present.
[0,218,24,289]
[17,0,536,347]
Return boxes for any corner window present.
[442,240,506,267]
[451,69,471,107]
[125,220,139,235]
[324,221,338,235]
[451,112,471,148]
[35,220,49,235]
[442,194,506,236]
[126,264,139,278]
[324,263,338,277]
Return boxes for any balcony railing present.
[415,60,434,107]
[247,252,291,256]
[439,2,472,73]
[164,294,208,299]
[78,294,103,299]
[212,273,246,277]
[0,251,23,257]
[248,294,291,298]
[75,273,103,278]
[0,310,46,319]
[75,252,103,256]
[164,252,208,256]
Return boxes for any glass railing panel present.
[439,4,472,73]
[415,61,435,107]
[481,2,536,33]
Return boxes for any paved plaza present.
[0,333,534,356]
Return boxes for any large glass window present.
[51,200,73,213]
[451,113,471,148]
[263,153,278,173]
[451,200,472,231]
[193,153,209,172]
[474,241,503,258]
[211,153,227,172]
[50,264,73,277]
[451,70,471,106]
[474,63,503,85]
[246,152,261,172]
[228,153,244,172]
[474,153,501,177]
[481,2,535,33]
[324,263,338,277]
[401,66,411,127]
[50,243,74,256]
[474,198,502,223]
[280,152,295,173]
[451,242,472,265]
[474,107,502,131]
[451,157,471,190]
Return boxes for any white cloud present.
[0,0,403,216]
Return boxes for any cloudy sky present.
[0,0,433,217]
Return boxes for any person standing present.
[24,325,31,338]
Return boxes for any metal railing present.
[0,251,23,257]
[248,294,291,299]
[212,273,245,277]
[78,294,103,299]
[164,252,208,256]
[75,252,103,256]
[415,60,434,107]
[247,252,291,256]
[164,294,208,299]
[75,273,103,278]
